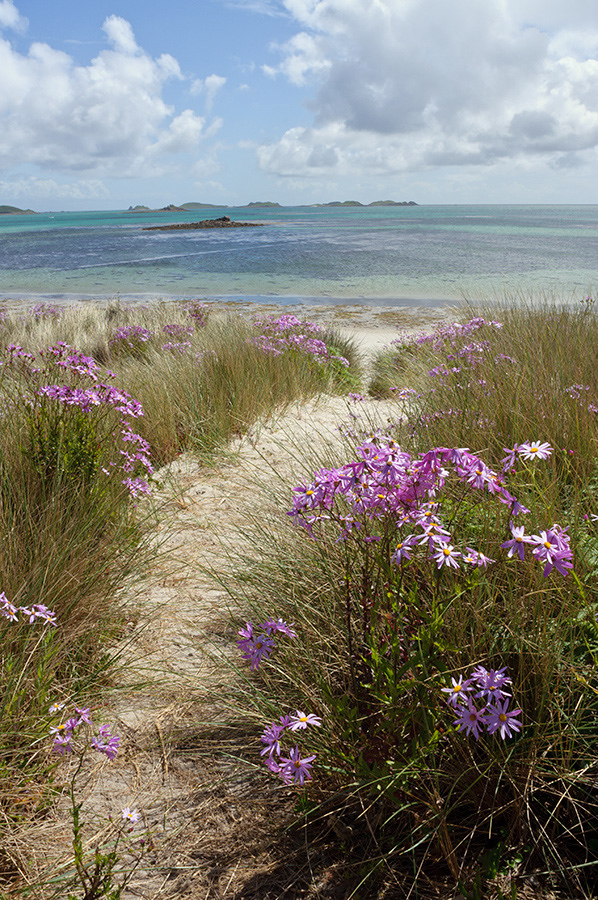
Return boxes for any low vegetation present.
[0,299,358,895]
[206,297,598,898]
[3,295,598,898]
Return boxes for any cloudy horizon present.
[0,0,596,210]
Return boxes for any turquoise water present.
[0,205,596,307]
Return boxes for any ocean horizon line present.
[2,201,598,216]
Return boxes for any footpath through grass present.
[203,297,598,898]
[4,295,598,898]
[0,300,359,896]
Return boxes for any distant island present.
[127,201,282,213]
[180,202,223,210]
[243,202,282,208]
[142,215,264,232]
[0,205,36,215]
[126,199,416,212]
[312,200,417,207]
[126,204,188,213]
[370,200,418,207]
[0,200,419,217]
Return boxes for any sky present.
[0,0,597,210]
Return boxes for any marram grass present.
[194,298,598,898]
[0,299,361,893]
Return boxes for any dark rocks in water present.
[142,216,264,231]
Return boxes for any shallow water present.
[0,204,596,306]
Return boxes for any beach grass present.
[3,295,598,897]
[0,299,361,893]
[0,301,360,464]
[195,296,598,897]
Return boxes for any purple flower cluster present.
[46,344,104,381]
[36,383,152,494]
[566,383,590,400]
[49,701,120,759]
[236,617,296,669]
[501,523,573,576]
[392,317,503,354]
[288,439,572,578]
[236,619,319,787]
[446,339,492,365]
[91,724,121,760]
[4,342,154,498]
[162,341,191,353]
[442,665,522,740]
[250,314,349,367]
[183,300,209,328]
[30,303,63,321]
[161,323,193,352]
[162,323,194,339]
[37,383,143,418]
[254,313,322,336]
[0,591,57,626]
[6,342,36,362]
[121,476,152,498]
[109,324,154,351]
[260,710,321,785]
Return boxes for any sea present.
[0,204,596,309]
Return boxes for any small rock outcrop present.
[142,216,264,232]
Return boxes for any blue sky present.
[0,0,597,209]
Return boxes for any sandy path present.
[25,306,453,899]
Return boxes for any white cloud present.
[151,110,206,155]
[0,0,26,32]
[102,15,139,56]
[258,0,598,177]
[204,117,224,138]
[220,0,284,16]
[191,73,227,111]
[0,176,109,200]
[263,32,331,85]
[0,8,209,174]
